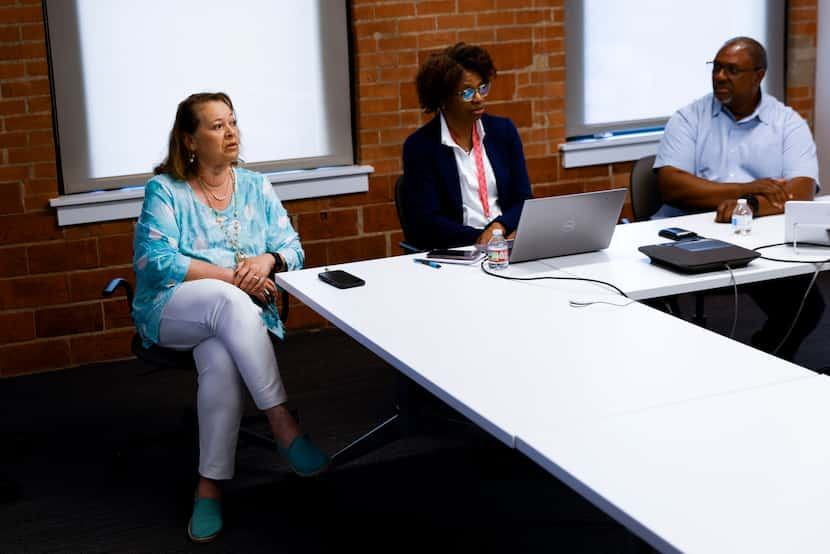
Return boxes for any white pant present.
[158,279,287,480]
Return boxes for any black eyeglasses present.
[707,61,761,77]
[457,82,491,102]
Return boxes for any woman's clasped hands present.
[233,254,277,303]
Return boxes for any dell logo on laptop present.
[561,218,576,233]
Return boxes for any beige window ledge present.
[49,165,374,226]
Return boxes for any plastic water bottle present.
[487,228,509,270]
[731,198,752,235]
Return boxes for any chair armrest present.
[277,285,289,324]
[102,278,134,306]
[399,241,423,254]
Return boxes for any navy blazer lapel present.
[437,143,461,210]
[426,116,462,213]
[480,115,506,201]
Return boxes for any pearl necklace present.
[198,168,232,201]
[199,169,245,265]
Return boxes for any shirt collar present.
[711,90,770,124]
[439,111,486,149]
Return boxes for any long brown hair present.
[153,92,238,180]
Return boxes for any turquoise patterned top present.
[132,167,304,346]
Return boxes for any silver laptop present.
[508,188,627,263]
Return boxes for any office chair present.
[629,154,662,222]
[394,175,421,254]
[102,278,284,455]
[629,154,711,326]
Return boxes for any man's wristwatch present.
[267,252,284,274]
[739,193,760,215]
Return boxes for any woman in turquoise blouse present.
[133,92,329,543]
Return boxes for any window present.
[565,0,785,139]
[44,0,354,194]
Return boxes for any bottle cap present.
[492,228,503,236]
[737,198,747,205]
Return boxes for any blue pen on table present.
[414,258,441,269]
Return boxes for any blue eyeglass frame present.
[457,82,491,102]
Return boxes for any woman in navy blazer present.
[402,43,532,249]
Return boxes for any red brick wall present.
[0,0,819,376]
[787,0,819,124]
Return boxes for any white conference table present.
[518,377,830,553]
[535,211,830,300]
[275,212,828,552]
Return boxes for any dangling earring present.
[188,151,196,164]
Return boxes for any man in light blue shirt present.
[655,39,818,219]
[653,36,824,361]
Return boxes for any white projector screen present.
[565,0,785,139]
[44,0,354,194]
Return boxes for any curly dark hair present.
[415,42,497,113]
[154,92,239,180]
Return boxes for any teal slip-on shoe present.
[278,434,331,477]
[187,498,222,543]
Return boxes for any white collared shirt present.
[439,112,501,228]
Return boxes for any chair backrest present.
[394,175,420,253]
[629,154,661,221]
[394,175,410,239]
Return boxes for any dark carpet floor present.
[2,272,829,553]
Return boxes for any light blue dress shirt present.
[132,167,304,345]
[653,92,819,218]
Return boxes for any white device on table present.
[784,201,830,246]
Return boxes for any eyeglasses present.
[457,82,491,102]
[707,61,761,77]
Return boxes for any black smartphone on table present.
[318,270,365,289]
[426,249,481,261]
[658,227,698,241]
